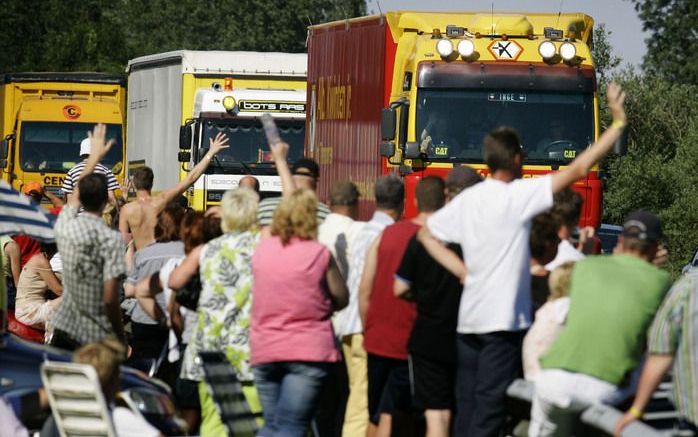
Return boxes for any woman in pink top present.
[252,189,348,437]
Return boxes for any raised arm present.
[68,124,115,208]
[270,141,296,197]
[551,83,626,193]
[358,235,380,328]
[159,132,229,206]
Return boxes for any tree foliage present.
[592,13,698,275]
[601,75,698,275]
[591,24,622,81]
[0,0,365,74]
[630,0,698,84]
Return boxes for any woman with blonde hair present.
[167,187,260,437]
[251,189,348,437]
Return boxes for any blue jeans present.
[253,361,331,437]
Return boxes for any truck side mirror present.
[404,141,422,159]
[613,126,629,156]
[379,142,395,158]
[179,125,192,150]
[381,108,396,141]
[178,151,191,163]
[0,138,9,159]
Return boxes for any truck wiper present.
[210,157,254,174]
[423,156,484,164]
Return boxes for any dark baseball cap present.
[291,158,320,179]
[622,210,663,241]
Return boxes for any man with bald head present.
[239,175,259,193]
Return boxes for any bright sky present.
[367,0,647,68]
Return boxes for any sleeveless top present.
[363,220,419,360]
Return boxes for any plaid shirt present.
[647,270,698,425]
[52,205,126,345]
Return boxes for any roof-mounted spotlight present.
[457,39,475,58]
[436,39,455,58]
[559,42,577,62]
[538,41,556,60]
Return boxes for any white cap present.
[79,138,91,156]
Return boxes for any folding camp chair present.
[40,361,116,437]
[199,351,260,436]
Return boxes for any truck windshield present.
[20,122,123,173]
[199,119,305,165]
[416,89,594,164]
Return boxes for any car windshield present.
[199,119,305,165]
[416,89,594,164]
[20,122,123,173]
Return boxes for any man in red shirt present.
[359,176,446,437]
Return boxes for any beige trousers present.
[342,333,369,437]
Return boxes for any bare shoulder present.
[121,201,136,213]
[32,254,50,268]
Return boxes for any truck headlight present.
[538,41,556,60]
[222,96,236,112]
[457,39,475,57]
[559,42,576,61]
[436,39,454,58]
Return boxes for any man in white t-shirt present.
[316,180,364,436]
[421,83,627,437]
[318,180,365,278]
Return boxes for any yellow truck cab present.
[126,51,307,210]
[0,73,126,202]
[307,12,604,226]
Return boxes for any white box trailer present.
[125,50,307,209]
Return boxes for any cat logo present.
[62,105,81,120]
[564,150,577,159]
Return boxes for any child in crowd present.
[522,261,575,381]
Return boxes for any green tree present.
[0,0,366,74]
[602,74,698,274]
[591,23,622,82]
[630,0,698,84]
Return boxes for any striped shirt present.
[647,270,698,425]
[62,161,119,194]
[257,195,330,226]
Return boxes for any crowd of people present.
[2,82,698,437]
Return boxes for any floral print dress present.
[181,230,259,382]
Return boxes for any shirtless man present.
[119,132,229,250]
